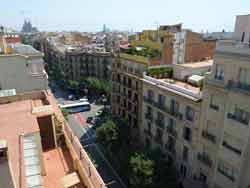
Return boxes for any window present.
[128,78,132,88]
[180,164,187,178]
[135,81,138,89]
[218,160,238,181]
[146,106,152,114]
[147,89,154,100]
[241,32,245,42]
[170,99,179,113]
[210,95,219,111]
[199,173,207,183]
[182,146,189,161]
[158,94,165,106]
[183,127,192,142]
[186,106,195,122]
[234,106,249,125]
[239,68,250,86]
[168,118,176,129]
[215,64,224,81]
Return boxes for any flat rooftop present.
[143,74,202,101]
[216,40,250,56]
[0,99,40,187]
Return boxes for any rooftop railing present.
[216,40,250,55]
[143,73,202,100]
[63,121,106,188]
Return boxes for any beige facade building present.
[140,63,207,187]
[140,14,250,188]
[111,53,148,139]
[199,30,250,188]
[43,36,113,82]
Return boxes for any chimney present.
[0,139,8,163]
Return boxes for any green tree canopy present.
[96,120,119,151]
[129,153,154,188]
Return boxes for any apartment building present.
[111,53,148,139]
[198,15,250,188]
[161,30,216,65]
[43,36,113,82]
[0,90,105,188]
[140,62,212,187]
[234,14,250,44]
[0,32,48,94]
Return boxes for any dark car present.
[86,116,93,123]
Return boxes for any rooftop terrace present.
[119,53,149,65]
[0,90,105,188]
[143,72,202,101]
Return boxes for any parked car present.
[80,98,88,102]
[86,116,93,123]
[95,110,103,117]
[68,94,75,100]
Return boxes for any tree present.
[68,80,80,90]
[146,148,179,188]
[84,77,112,99]
[129,153,154,188]
[96,120,119,151]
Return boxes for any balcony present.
[222,141,242,156]
[154,102,169,112]
[217,167,235,182]
[202,131,216,143]
[143,96,155,105]
[210,104,219,111]
[169,109,183,120]
[166,127,177,138]
[227,113,249,126]
[227,80,250,94]
[144,129,152,137]
[197,153,213,168]
[145,113,153,121]
[155,119,165,128]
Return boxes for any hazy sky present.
[1,0,250,32]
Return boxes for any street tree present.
[129,153,154,188]
[96,120,119,151]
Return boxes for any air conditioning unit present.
[0,139,8,163]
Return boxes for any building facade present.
[0,34,48,94]
[0,90,105,188]
[111,53,148,139]
[43,38,113,81]
[140,65,205,187]
[199,40,250,188]
[234,14,250,43]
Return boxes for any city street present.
[51,84,126,188]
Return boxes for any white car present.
[95,110,102,117]
[79,98,88,102]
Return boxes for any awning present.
[188,75,204,85]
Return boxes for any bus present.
[59,101,91,113]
